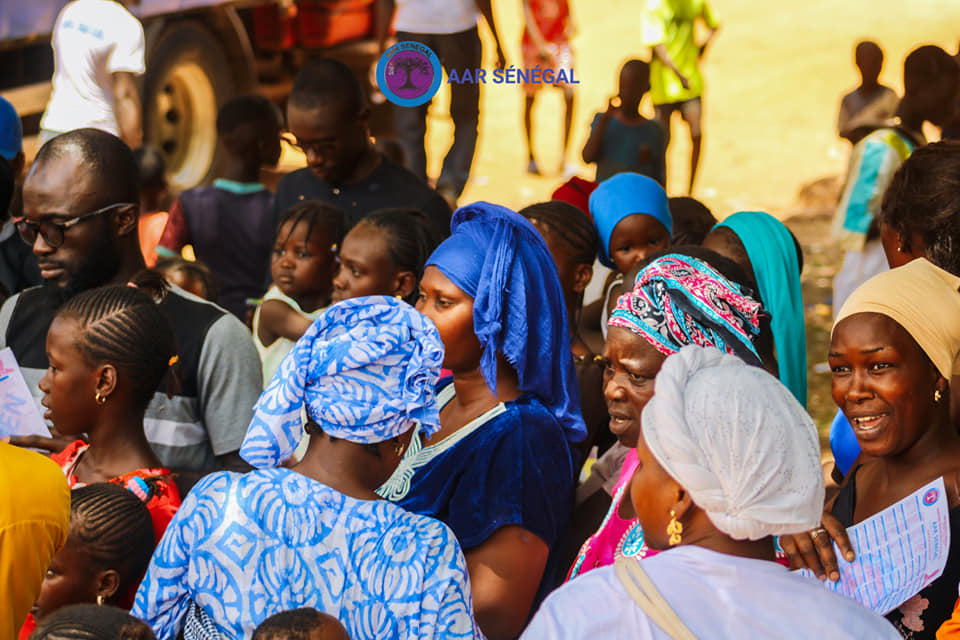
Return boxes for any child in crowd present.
[21,484,156,638]
[837,40,900,144]
[254,201,349,384]
[40,283,182,539]
[520,200,611,466]
[157,95,282,320]
[703,212,807,405]
[522,0,576,175]
[582,59,667,185]
[582,172,672,341]
[133,147,169,268]
[253,608,350,640]
[332,208,435,306]
[154,257,219,303]
[668,195,716,245]
[31,604,156,640]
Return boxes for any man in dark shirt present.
[274,59,451,241]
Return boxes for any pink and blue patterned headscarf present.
[241,296,444,468]
[609,254,763,366]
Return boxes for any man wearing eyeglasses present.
[273,59,451,242]
[2,128,262,479]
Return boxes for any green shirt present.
[641,0,718,104]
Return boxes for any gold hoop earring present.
[935,389,943,403]
[667,508,683,546]
[96,594,105,606]
[95,392,106,406]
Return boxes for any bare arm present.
[256,298,313,346]
[375,0,395,54]
[465,525,550,639]
[475,0,506,70]
[112,71,142,148]
[698,26,718,58]
[652,44,689,89]
[582,99,616,164]
[522,0,549,55]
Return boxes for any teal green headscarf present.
[717,212,807,406]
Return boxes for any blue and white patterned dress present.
[133,468,482,640]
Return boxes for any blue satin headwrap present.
[240,296,445,468]
[425,202,586,443]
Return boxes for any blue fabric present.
[718,212,808,407]
[0,96,22,160]
[378,383,576,612]
[212,178,268,195]
[133,468,482,640]
[241,296,444,468]
[588,172,672,268]
[426,201,586,443]
[829,409,860,476]
[591,114,667,185]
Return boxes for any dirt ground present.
[413,0,960,440]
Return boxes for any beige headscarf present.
[835,258,960,379]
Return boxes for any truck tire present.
[144,21,234,191]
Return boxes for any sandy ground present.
[431,0,960,217]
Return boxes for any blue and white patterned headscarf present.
[240,296,444,468]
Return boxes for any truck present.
[0,0,387,190]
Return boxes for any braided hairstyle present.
[357,208,436,305]
[276,201,351,250]
[519,200,599,268]
[55,283,178,408]
[31,604,155,640]
[68,484,156,605]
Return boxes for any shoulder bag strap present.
[614,557,698,640]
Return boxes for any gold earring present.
[935,389,943,403]
[95,392,106,406]
[394,440,405,457]
[96,594,105,606]
[667,508,683,546]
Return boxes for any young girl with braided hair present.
[31,603,156,640]
[21,483,157,637]
[39,282,182,540]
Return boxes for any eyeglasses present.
[14,202,135,249]
[281,132,336,156]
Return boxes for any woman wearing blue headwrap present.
[378,202,585,639]
[133,296,482,640]
[703,211,808,406]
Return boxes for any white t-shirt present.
[394,0,478,35]
[41,0,145,135]
[523,546,902,639]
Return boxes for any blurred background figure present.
[39,0,144,148]
[837,40,900,145]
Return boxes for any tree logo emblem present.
[377,41,443,107]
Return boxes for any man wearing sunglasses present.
[2,128,262,479]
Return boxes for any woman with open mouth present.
[781,258,960,639]
[567,247,771,581]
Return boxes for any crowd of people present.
[5,0,960,638]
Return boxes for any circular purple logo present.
[377,42,443,107]
[924,488,939,506]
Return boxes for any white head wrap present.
[641,345,824,540]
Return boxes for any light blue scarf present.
[717,212,807,406]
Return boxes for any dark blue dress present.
[378,381,577,610]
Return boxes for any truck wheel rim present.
[151,62,217,190]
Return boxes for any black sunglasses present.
[14,202,135,249]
